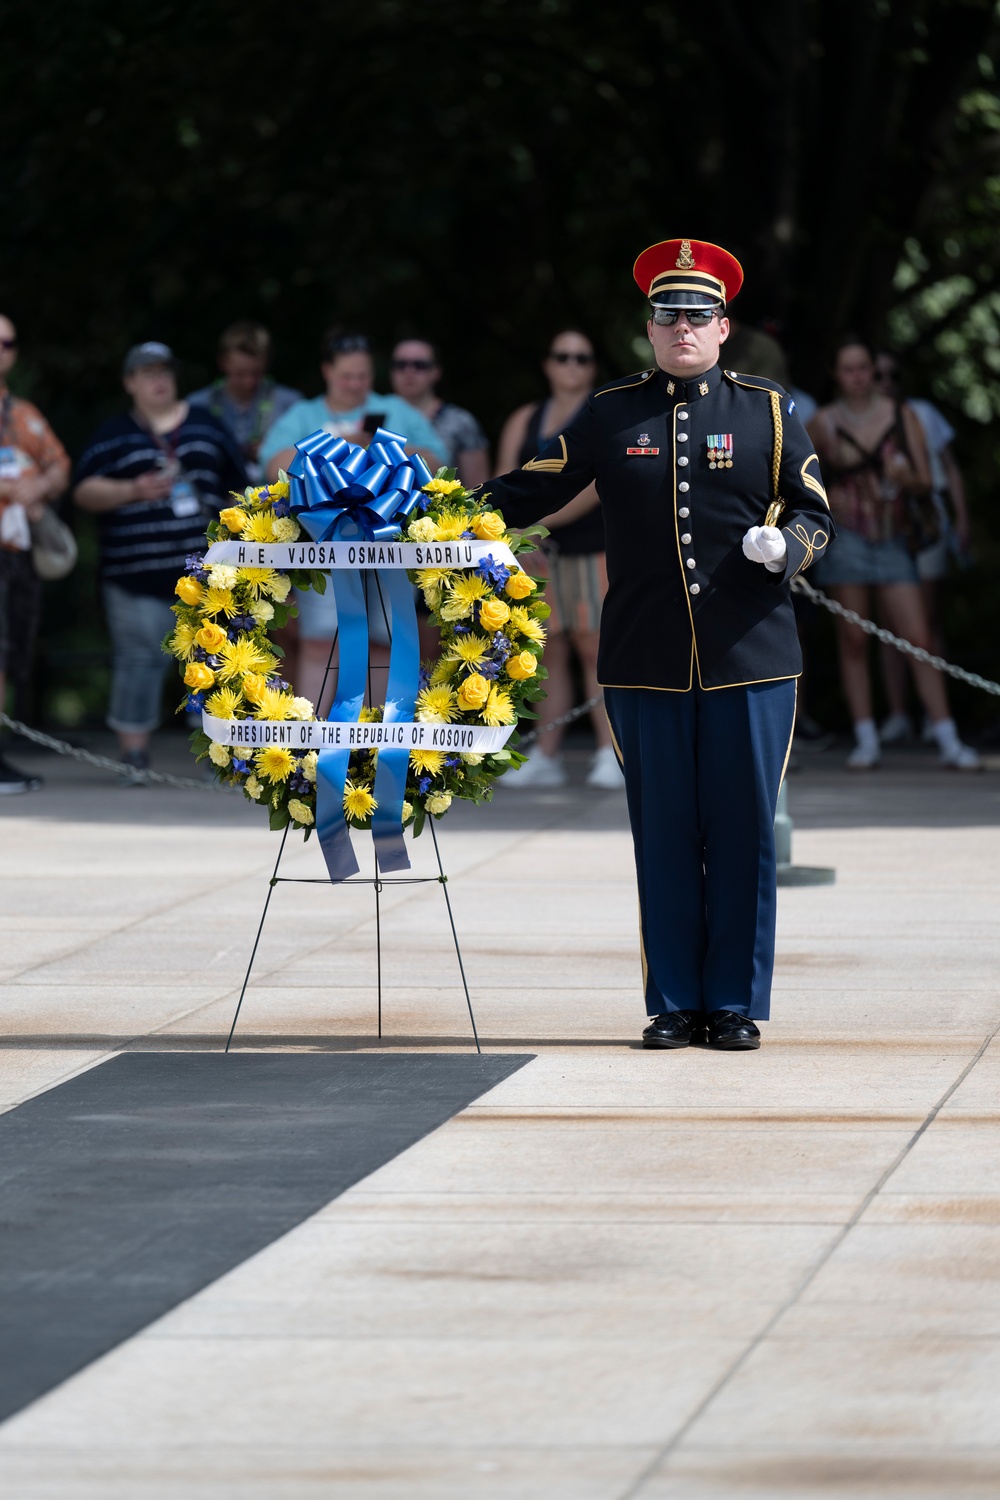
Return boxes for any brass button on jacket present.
[486,363,834,691]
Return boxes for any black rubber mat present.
[0,1052,531,1422]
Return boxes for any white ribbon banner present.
[202,539,520,572]
[202,712,516,754]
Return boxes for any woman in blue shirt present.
[260,331,448,714]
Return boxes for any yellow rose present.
[478,598,510,633]
[184,661,215,691]
[242,673,269,703]
[219,507,246,533]
[472,511,506,541]
[456,673,490,711]
[505,650,537,681]
[195,622,228,652]
[505,570,536,600]
[175,576,204,605]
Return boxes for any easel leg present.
[225,826,290,1053]
[374,848,383,1039]
[429,819,481,1054]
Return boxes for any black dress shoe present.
[642,1010,704,1049]
[705,1010,761,1050]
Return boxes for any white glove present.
[742,524,787,574]
[0,503,31,552]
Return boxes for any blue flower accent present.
[444,755,461,769]
[475,553,511,589]
[478,658,502,680]
[271,497,290,517]
[418,775,432,794]
[186,691,206,712]
[185,553,210,581]
[192,645,208,662]
[492,631,512,660]
[452,623,471,636]
[418,664,431,691]
[233,757,252,774]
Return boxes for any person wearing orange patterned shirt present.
[0,313,71,793]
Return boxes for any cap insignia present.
[676,239,696,269]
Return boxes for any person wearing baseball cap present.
[74,340,247,780]
[485,237,834,1051]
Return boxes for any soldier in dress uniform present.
[486,238,834,1050]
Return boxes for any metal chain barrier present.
[4,581,999,785]
[791,576,1000,699]
[0,711,223,791]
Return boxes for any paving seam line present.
[616,1015,1000,1500]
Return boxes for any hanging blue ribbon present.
[286,427,432,881]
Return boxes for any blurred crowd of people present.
[0,310,980,793]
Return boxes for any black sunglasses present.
[548,351,594,364]
[0,338,17,350]
[651,308,719,327]
[391,358,434,372]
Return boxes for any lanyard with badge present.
[0,392,24,484]
[134,410,203,518]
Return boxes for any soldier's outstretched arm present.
[774,403,836,581]
[480,401,597,532]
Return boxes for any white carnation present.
[461,752,484,765]
[408,516,438,542]
[208,741,231,767]
[301,751,319,783]
[267,574,292,603]
[271,516,301,542]
[208,564,238,589]
[250,599,274,624]
[290,696,315,720]
[245,774,264,800]
[425,791,452,814]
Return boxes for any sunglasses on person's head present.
[548,351,594,364]
[391,358,434,372]
[0,338,17,350]
[324,335,371,358]
[650,307,720,327]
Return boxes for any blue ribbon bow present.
[286,427,433,881]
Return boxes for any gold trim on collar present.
[594,373,655,397]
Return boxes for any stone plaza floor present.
[1,730,1000,1498]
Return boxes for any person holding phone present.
[260,330,448,713]
[74,343,247,778]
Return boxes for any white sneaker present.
[846,742,881,770]
[500,749,567,788]
[586,745,626,790]
[879,713,913,745]
[939,740,982,771]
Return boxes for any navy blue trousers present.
[604,680,796,1020]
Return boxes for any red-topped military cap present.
[633,238,744,309]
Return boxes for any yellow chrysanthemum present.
[253,687,296,720]
[423,477,464,497]
[217,635,277,682]
[255,746,295,781]
[343,781,377,820]
[200,586,238,619]
[268,480,290,500]
[415,685,459,724]
[238,566,277,598]
[433,511,472,541]
[241,513,276,543]
[358,705,383,723]
[205,686,243,719]
[446,634,490,667]
[410,749,446,776]
[481,686,516,726]
[440,573,489,621]
[430,656,458,685]
[507,605,546,644]
[168,619,199,660]
[414,568,455,593]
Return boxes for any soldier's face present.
[647,310,729,377]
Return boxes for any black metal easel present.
[224,574,481,1053]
